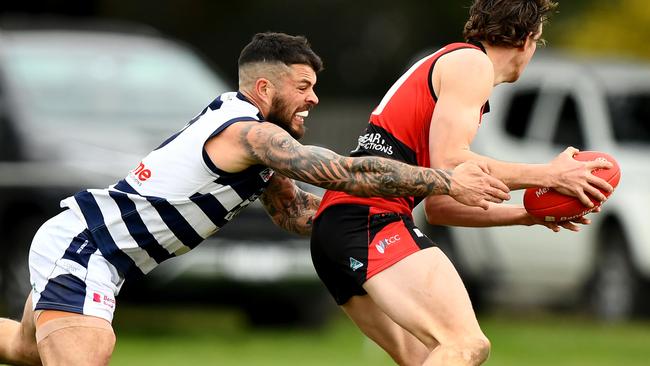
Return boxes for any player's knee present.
[438,335,491,365]
[460,336,491,365]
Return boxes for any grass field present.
[110,305,650,366]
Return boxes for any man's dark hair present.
[238,32,323,72]
[463,0,558,48]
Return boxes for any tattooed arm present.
[240,122,510,210]
[260,174,321,236]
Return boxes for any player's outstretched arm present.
[429,49,612,208]
[425,195,593,232]
[260,173,321,236]
[241,122,510,209]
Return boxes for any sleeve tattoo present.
[260,174,321,236]
[242,123,453,198]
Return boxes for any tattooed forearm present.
[244,123,453,198]
[260,174,322,236]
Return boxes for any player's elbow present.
[424,196,446,225]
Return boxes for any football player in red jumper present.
[311,1,613,365]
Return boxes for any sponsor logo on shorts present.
[92,292,116,309]
[349,257,364,271]
[103,295,116,309]
[375,234,401,254]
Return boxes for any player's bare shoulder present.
[433,48,493,94]
[438,47,492,73]
[431,48,493,109]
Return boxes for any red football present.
[523,151,621,222]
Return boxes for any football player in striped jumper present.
[0,32,510,366]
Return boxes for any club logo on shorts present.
[375,234,401,254]
[413,228,424,238]
[349,257,364,271]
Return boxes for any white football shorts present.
[29,208,124,322]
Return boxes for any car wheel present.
[587,227,645,322]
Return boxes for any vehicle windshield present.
[607,92,650,143]
[3,35,229,127]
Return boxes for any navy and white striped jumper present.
[60,92,274,279]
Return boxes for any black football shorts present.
[310,204,435,305]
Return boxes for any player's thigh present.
[363,246,484,348]
[342,294,431,365]
[36,311,114,366]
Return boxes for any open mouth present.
[294,110,309,123]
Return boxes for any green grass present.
[111,305,392,366]
[99,307,650,365]
[481,314,650,366]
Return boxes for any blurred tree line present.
[2,0,649,97]
[550,0,650,60]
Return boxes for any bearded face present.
[248,63,317,140]
[266,92,308,140]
